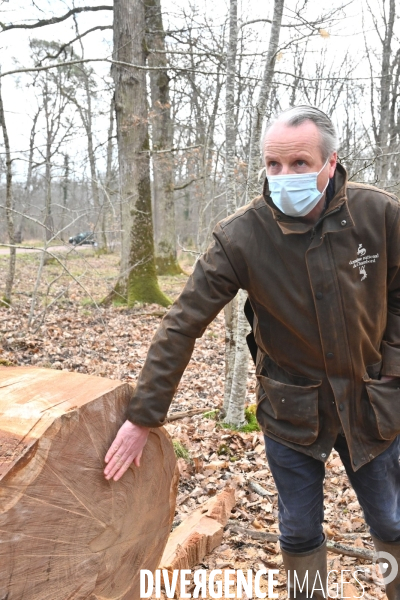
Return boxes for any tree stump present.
[0,366,179,600]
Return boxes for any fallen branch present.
[167,408,208,422]
[248,478,277,497]
[226,521,278,543]
[326,541,374,561]
[225,521,375,561]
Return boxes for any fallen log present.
[159,487,235,576]
[0,366,179,600]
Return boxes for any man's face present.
[263,120,337,192]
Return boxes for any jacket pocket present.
[364,376,400,440]
[256,374,321,445]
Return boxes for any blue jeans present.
[264,434,400,553]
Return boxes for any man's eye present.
[296,160,306,166]
[269,161,278,168]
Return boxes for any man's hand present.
[104,420,150,481]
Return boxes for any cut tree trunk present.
[0,366,179,600]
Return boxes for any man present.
[104,106,400,599]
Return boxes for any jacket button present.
[339,403,344,411]
[316,292,323,300]
[321,453,327,459]
[341,220,347,226]
[281,398,286,403]
[326,352,334,359]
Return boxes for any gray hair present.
[260,105,338,163]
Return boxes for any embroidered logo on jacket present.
[349,244,379,280]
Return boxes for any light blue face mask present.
[268,159,329,217]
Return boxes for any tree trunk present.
[60,153,69,240]
[21,108,40,242]
[245,0,284,202]
[112,0,170,307]
[43,76,54,245]
[224,0,284,426]
[0,366,179,600]
[374,0,396,186]
[0,73,15,305]
[223,294,238,415]
[223,0,246,426]
[224,289,250,426]
[102,96,115,250]
[145,0,181,276]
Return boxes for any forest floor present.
[0,248,386,599]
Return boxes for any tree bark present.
[223,0,247,426]
[0,73,15,305]
[374,0,396,185]
[145,0,181,275]
[224,0,284,426]
[245,0,284,202]
[60,153,69,239]
[43,75,55,244]
[101,96,115,251]
[224,289,250,427]
[0,366,178,599]
[112,0,170,306]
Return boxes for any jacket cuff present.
[126,403,168,428]
[381,340,400,377]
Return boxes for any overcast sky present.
[0,0,388,180]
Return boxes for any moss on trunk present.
[155,255,183,276]
[127,272,171,307]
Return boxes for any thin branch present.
[0,5,113,32]
[173,176,205,190]
[44,25,113,60]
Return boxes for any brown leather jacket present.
[127,163,400,471]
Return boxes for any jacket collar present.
[262,162,354,235]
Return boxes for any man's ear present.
[328,152,337,178]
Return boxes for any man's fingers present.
[104,421,150,480]
[113,459,134,481]
[104,438,124,463]
[104,448,131,478]
[133,449,143,468]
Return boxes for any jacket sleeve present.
[126,224,242,427]
[382,201,400,376]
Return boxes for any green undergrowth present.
[203,404,260,433]
[173,440,191,461]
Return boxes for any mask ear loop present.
[318,158,331,196]
[317,157,330,175]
